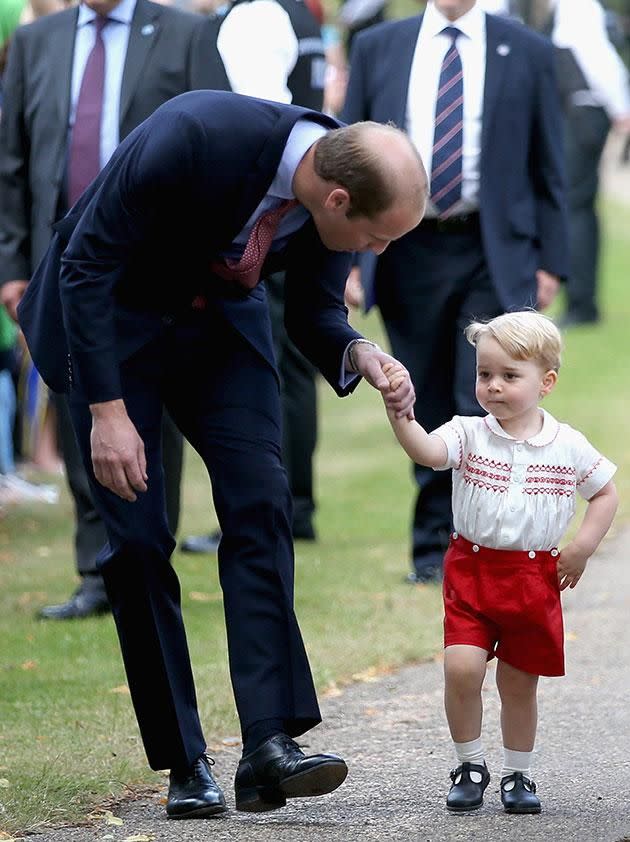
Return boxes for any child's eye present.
[504,373,517,380]
[478,371,489,379]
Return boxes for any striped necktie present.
[430,26,464,219]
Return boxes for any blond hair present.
[465,311,562,372]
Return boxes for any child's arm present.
[557,479,618,590]
[382,363,448,468]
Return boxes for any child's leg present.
[496,658,542,814]
[496,659,538,761]
[444,644,490,811]
[444,644,488,745]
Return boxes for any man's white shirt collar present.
[484,408,560,447]
[422,1,486,42]
[77,0,137,27]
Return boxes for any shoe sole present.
[235,760,348,813]
[167,803,228,820]
[503,806,542,814]
[446,800,484,813]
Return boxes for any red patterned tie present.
[211,199,299,290]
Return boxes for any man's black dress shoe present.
[180,530,222,554]
[446,762,490,812]
[500,772,541,814]
[167,754,227,819]
[38,587,110,620]
[234,733,348,813]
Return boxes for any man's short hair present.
[313,121,418,219]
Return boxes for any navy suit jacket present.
[342,12,569,311]
[18,91,363,403]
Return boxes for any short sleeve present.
[430,416,468,471]
[572,430,617,500]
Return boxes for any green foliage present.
[0,201,628,835]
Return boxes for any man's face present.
[83,0,124,15]
[432,0,477,21]
[311,198,424,254]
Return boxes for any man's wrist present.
[347,338,380,373]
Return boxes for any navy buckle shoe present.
[446,761,490,812]
[500,772,542,814]
[234,733,348,813]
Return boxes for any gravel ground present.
[24,526,630,842]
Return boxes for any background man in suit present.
[18,91,427,818]
[342,0,569,583]
[180,0,327,555]
[0,0,213,618]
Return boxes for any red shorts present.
[443,533,565,677]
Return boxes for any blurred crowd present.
[0,0,628,614]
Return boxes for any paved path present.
[28,527,630,842]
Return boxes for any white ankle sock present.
[501,747,533,784]
[453,738,485,782]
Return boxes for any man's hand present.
[90,399,148,502]
[0,280,29,322]
[351,342,415,419]
[344,266,364,310]
[536,270,560,310]
[556,541,589,591]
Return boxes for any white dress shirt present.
[216,0,299,104]
[70,0,137,170]
[407,1,486,217]
[433,409,616,551]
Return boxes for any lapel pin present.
[497,43,510,56]
[141,23,155,36]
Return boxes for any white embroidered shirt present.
[432,409,616,551]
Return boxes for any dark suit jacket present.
[18,92,361,403]
[341,12,569,311]
[0,0,216,283]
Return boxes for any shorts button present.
[452,532,458,540]
[472,544,480,552]
[551,548,559,557]
[528,550,536,559]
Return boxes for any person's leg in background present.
[563,104,611,326]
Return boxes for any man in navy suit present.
[342,0,569,584]
[18,91,427,818]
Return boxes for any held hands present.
[90,399,148,502]
[351,344,415,419]
[0,280,29,322]
[535,270,560,311]
[556,541,589,591]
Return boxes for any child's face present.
[474,336,557,421]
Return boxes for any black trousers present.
[375,219,503,577]
[68,310,320,771]
[564,105,610,323]
[53,392,182,590]
[266,271,317,533]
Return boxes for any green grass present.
[1,200,628,836]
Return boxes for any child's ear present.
[540,369,558,398]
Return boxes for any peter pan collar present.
[484,409,560,447]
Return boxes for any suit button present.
[162,315,174,326]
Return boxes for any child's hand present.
[556,541,589,590]
[382,362,407,392]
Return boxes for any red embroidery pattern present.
[577,457,603,487]
[523,463,576,497]
[463,452,510,492]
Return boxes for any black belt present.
[419,212,480,234]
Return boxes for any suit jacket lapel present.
[119,0,161,128]
[50,9,79,178]
[390,16,423,130]
[481,14,511,153]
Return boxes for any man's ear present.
[324,187,350,212]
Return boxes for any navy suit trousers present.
[67,307,321,770]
